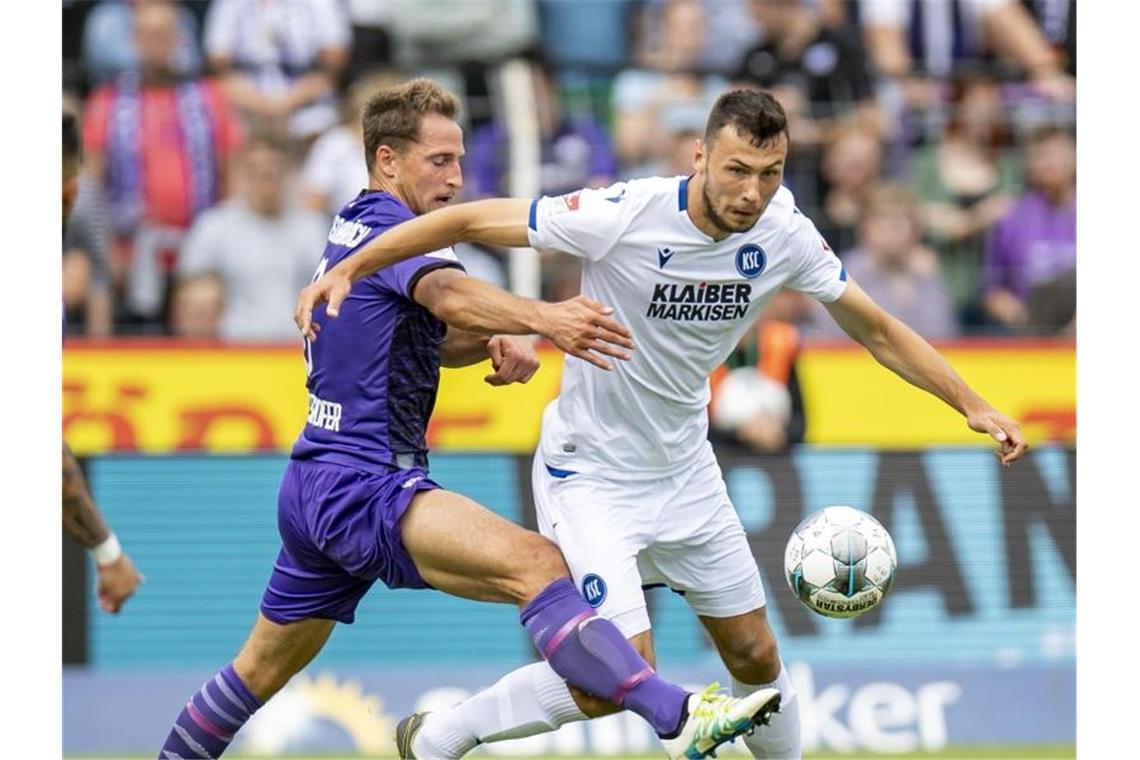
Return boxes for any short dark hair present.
[362,78,461,173]
[704,88,788,149]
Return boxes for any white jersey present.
[527,176,847,477]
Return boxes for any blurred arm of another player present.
[297,199,635,371]
[823,280,1029,466]
[62,442,142,613]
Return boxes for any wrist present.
[90,533,122,567]
[531,301,553,338]
[959,394,991,419]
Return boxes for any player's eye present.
[730,166,748,176]
[431,156,449,167]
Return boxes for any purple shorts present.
[260,459,439,625]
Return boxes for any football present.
[784,506,897,619]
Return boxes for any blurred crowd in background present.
[62,0,1076,344]
[61,0,1076,451]
[60,0,1076,455]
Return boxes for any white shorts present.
[532,446,766,637]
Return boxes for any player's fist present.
[96,553,142,614]
[537,296,635,371]
[484,336,540,386]
[966,407,1029,466]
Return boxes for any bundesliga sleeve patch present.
[550,191,581,214]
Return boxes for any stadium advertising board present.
[62,340,1074,454]
[64,447,1074,755]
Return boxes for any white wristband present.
[90,533,122,567]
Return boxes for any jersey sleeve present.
[377,248,466,300]
[526,182,634,262]
[783,213,849,303]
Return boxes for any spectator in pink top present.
[83,0,243,323]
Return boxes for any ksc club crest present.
[735,244,767,279]
[582,574,608,607]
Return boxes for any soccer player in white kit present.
[297,89,1029,759]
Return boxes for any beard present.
[701,176,760,235]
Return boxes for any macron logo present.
[657,247,675,269]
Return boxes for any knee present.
[512,534,571,604]
[232,648,297,702]
[721,632,780,685]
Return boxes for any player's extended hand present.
[96,553,142,614]
[536,296,635,371]
[295,267,354,341]
[484,336,540,386]
[966,407,1029,466]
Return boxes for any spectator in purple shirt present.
[982,126,1075,333]
[465,55,617,199]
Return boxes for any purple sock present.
[158,663,262,759]
[521,578,690,736]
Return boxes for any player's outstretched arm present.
[823,281,1029,465]
[63,442,142,613]
[418,268,632,371]
[295,198,532,339]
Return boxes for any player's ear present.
[375,145,399,180]
[694,139,708,173]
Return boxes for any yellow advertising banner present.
[62,340,1074,455]
[798,341,1075,447]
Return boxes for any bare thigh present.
[400,488,570,606]
[232,613,337,701]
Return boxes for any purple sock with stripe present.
[158,663,262,759]
[520,578,689,736]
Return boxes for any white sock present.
[416,661,587,758]
[732,660,801,759]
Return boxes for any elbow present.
[429,284,477,332]
[862,315,896,362]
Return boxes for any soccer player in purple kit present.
[157,79,779,760]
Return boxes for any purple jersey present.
[291,190,464,471]
[983,191,1076,300]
